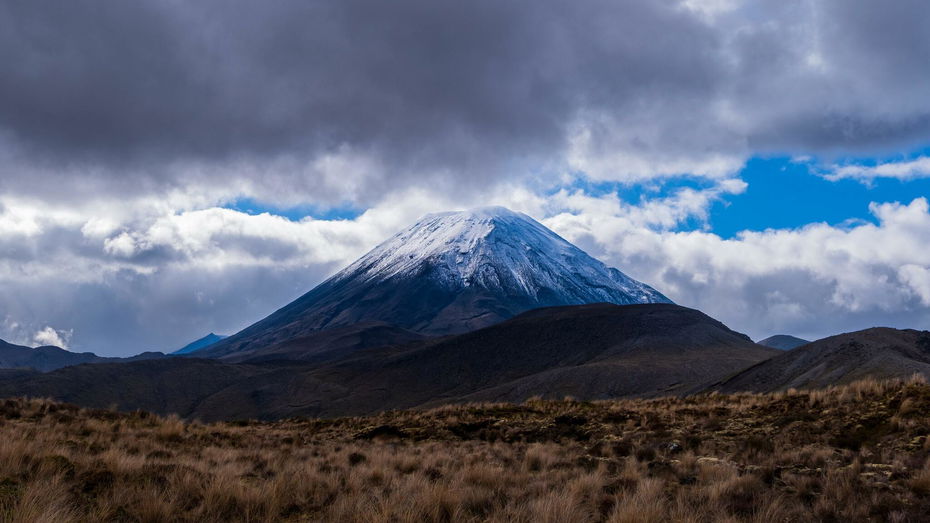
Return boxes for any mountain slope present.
[0,304,776,421]
[0,358,269,417]
[208,322,426,364]
[208,207,670,357]
[758,334,809,350]
[260,303,776,418]
[712,327,930,393]
[172,333,227,355]
[187,303,778,420]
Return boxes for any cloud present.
[0,188,466,355]
[0,0,929,354]
[541,178,747,231]
[0,181,733,354]
[3,180,928,354]
[33,326,72,349]
[899,264,930,306]
[823,156,930,183]
[544,197,930,341]
[1,0,929,208]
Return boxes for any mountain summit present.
[207,206,671,356]
[334,206,668,305]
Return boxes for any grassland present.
[2,377,930,521]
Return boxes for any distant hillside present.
[172,333,227,355]
[207,322,425,364]
[0,339,104,371]
[0,303,777,420]
[758,334,809,350]
[712,327,930,393]
[0,357,266,419]
[0,339,165,372]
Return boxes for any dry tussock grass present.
[0,376,929,521]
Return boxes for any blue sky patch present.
[708,155,930,238]
[226,198,364,222]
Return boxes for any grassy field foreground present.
[2,378,930,521]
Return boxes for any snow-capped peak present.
[334,206,671,305]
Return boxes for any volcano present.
[204,206,671,357]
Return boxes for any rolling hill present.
[712,327,930,393]
[0,338,165,372]
[0,303,777,420]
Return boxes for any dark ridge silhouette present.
[0,339,165,372]
[711,327,930,393]
[0,303,776,421]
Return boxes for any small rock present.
[696,456,735,467]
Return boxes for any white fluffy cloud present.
[33,326,72,350]
[899,264,930,306]
[0,188,466,354]
[1,181,928,353]
[543,197,930,341]
[824,156,930,183]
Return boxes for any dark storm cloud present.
[0,0,722,203]
[0,0,710,154]
[2,0,929,203]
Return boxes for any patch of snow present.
[330,206,671,306]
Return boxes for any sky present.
[1,0,930,355]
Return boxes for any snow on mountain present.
[206,206,672,357]
[338,206,670,305]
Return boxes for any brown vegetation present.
[2,377,930,521]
